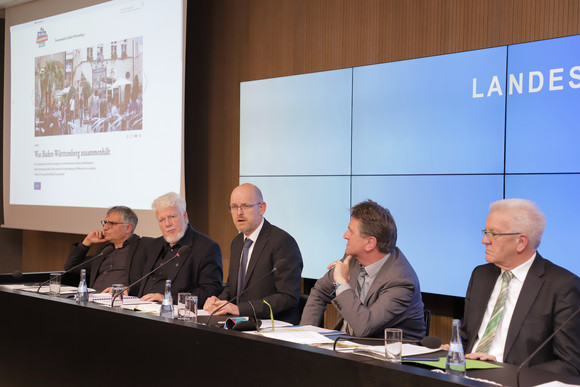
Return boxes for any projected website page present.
[10,0,183,210]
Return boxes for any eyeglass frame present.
[228,202,262,213]
[101,220,128,228]
[481,229,521,239]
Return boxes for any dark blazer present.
[219,219,303,324]
[461,253,580,375]
[64,234,144,296]
[137,225,223,306]
[300,247,425,339]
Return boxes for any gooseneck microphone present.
[205,265,279,327]
[332,335,442,351]
[112,244,191,307]
[36,245,116,293]
[516,307,580,387]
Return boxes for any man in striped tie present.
[461,199,580,375]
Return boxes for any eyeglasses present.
[228,203,261,213]
[481,230,521,239]
[101,220,128,228]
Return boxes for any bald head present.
[229,183,266,236]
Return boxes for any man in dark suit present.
[203,183,303,324]
[65,206,144,295]
[139,192,223,306]
[461,198,580,375]
[300,200,425,339]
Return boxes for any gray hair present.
[152,192,186,214]
[489,198,546,250]
[107,206,138,233]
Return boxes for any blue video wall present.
[240,35,580,297]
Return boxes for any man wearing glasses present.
[460,199,580,375]
[203,183,303,324]
[64,206,144,295]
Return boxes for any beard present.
[163,228,186,245]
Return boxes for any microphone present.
[333,335,442,351]
[205,264,280,327]
[12,270,22,280]
[36,245,116,293]
[113,244,191,307]
[516,307,580,387]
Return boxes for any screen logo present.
[36,28,48,47]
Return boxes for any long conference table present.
[1,273,578,387]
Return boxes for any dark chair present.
[298,293,309,318]
[424,309,431,336]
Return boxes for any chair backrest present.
[424,309,431,337]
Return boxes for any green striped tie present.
[475,270,514,353]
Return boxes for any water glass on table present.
[385,328,402,363]
[183,295,198,323]
[177,292,192,320]
[49,273,61,295]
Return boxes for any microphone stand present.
[205,267,277,327]
[516,307,580,387]
[36,245,115,293]
[111,245,190,307]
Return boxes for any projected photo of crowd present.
[34,37,143,137]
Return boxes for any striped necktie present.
[356,265,368,302]
[475,270,514,353]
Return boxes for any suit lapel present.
[242,220,271,289]
[503,255,545,359]
[333,261,359,331]
[362,248,399,304]
[138,240,165,294]
[230,233,244,294]
[467,265,500,350]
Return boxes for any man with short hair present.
[300,200,425,339]
[461,198,580,375]
[65,206,144,295]
[139,192,223,306]
[203,183,303,324]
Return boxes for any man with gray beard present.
[139,192,223,305]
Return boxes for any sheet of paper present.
[353,343,439,358]
[5,284,81,295]
[259,330,335,345]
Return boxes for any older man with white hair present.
[460,198,580,375]
[139,192,223,305]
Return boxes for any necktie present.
[356,265,368,302]
[346,265,368,335]
[237,238,253,296]
[475,270,514,353]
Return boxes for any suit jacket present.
[219,219,303,324]
[461,253,580,375]
[138,225,223,306]
[300,247,425,339]
[64,234,144,296]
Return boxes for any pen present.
[402,357,440,362]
